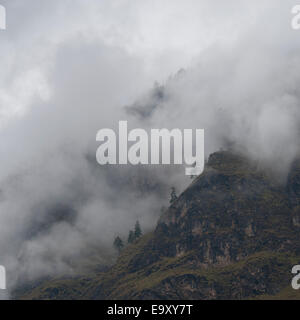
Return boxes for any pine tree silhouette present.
[128,230,135,244]
[113,236,124,253]
[134,220,142,239]
[170,187,178,204]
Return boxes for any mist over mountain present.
[0,0,300,298]
[15,151,300,300]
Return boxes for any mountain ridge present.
[14,151,300,300]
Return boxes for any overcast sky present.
[0,0,299,298]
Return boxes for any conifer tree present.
[134,220,142,239]
[128,230,135,244]
[170,187,178,204]
[113,236,124,253]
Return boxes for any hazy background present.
[0,0,300,298]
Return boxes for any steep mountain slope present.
[16,151,300,300]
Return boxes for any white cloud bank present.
[0,0,299,296]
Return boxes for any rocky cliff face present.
[16,151,300,300]
[142,153,293,265]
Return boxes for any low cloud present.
[0,0,299,296]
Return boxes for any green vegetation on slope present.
[15,151,300,300]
